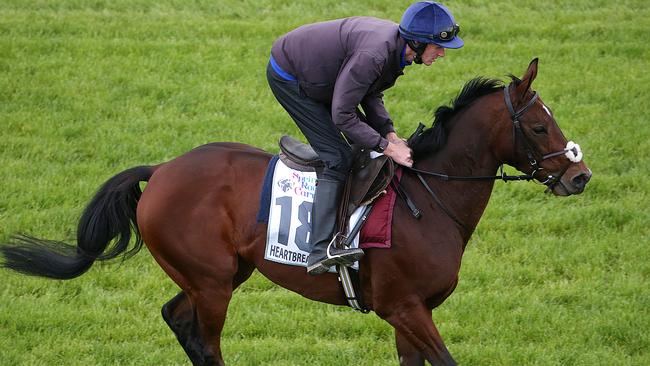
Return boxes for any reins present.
[406,165,534,182]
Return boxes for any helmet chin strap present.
[406,40,426,65]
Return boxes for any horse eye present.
[532,125,547,134]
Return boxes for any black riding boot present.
[306,178,364,275]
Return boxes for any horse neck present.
[414,93,505,241]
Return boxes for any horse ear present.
[516,58,539,97]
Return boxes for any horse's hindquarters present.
[136,143,271,287]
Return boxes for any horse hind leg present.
[162,290,226,366]
[161,257,255,366]
[162,292,204,364]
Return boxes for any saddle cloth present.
[257,156,396,269]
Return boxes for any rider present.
[267,2,464,275]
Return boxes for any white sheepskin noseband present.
[565,141,583,163]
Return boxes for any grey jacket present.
[271,16,407,150]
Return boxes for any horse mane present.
[409,76,520,160]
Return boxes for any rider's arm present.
[360,93,395,138]
[331,51,387,150]
[331,52,412,166]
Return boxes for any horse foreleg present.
[382,302,456,366]
[395,329,426,366]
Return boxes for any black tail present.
[1,166,155,279]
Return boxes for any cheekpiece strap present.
[503,83,539,121]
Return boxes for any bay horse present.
[1,59,591,365]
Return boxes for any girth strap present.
[337,204,374,313]
[337,266,369,313]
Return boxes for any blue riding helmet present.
[399,1,464,49]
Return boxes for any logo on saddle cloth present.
[262,158,364,269]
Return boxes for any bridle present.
[403,82,584,232]
[502,83,583,187]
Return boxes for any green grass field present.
[1,0,649,365]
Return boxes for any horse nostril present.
[571,172,591,190]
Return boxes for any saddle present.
[278,135,395,219]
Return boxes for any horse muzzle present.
[550,165,592,196]
[534,140,590,196]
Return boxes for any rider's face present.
[420,44,445,66]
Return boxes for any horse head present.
[495,58,592,196]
